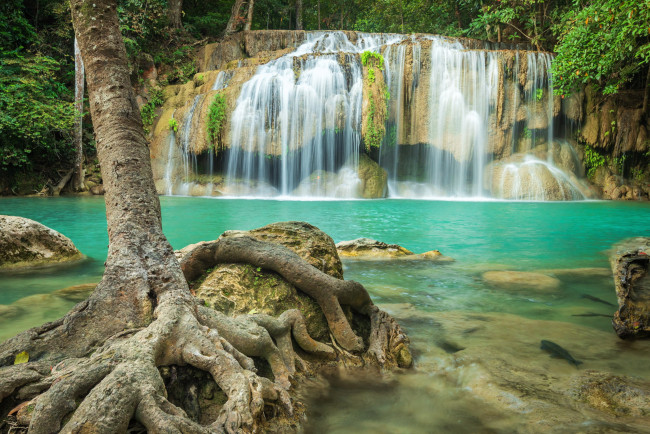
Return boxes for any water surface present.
[1,196,649,431]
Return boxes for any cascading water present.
[157,31,589,201]
[224,33,403,197]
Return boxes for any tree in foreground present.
[0,0,409,431]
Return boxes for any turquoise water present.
[1,197,649,430]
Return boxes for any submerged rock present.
[0,304,21,320]
[52,283,97,302]
[482,270,561,292]
[610,237,650,339]
[572,371,650,417]
[336,238,452,261]
[0,216,82,270]
[384,306,650,431]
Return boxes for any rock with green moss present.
[0,216,83,270]
[192,221,343,341]
[356,154,387,198]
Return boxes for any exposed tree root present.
[1,232,410,432]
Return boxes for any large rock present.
[356,154,388,198]
[189,222,343,341]
[610,237,650,339]
[0,216,82,270]
[487,153,586,201]
[336,238,452,261]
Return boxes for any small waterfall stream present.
[158,31,588,201]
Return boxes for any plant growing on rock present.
[207,92,227,149]
[362,51,388,150]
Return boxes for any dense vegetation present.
[1,0,648,193]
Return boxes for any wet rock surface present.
[383,305,650,432]
[0,216,82,270]
[336,238,452,261]
[482,270,562,292]
[610,237,650,339]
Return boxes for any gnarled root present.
[1,232,411,432]
[180,234,371,352]
[179,233,411,369]
[5,294,332,433]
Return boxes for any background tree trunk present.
[295,0,303,30]
[317,0,321,29]
[72,37,85,192]
[225,0,246,36]
[168,0,183,29]
[244,0,255,31]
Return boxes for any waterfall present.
[156,31,589,201]
[224,32,403,197]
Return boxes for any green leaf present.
[14,351,29,364]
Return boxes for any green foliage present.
[361,51,384,69]
[0,49,75,172]
[140,87,165,135]
[367,67,375,84]
[584,145,606,178]
[168,118,179,132]
[536,88,544,101]
[613,154,627,175]
[117,0,168,59]
[466,0,569,49]
[207,93,228,147]
[365,99,384,149]
[552,0,650,96]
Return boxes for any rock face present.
[356,154,388,198]
[0,216,82,269]
[336,238,451,261]
[482,270,562,292]
[610,237,650,339]
[188,221,343,341]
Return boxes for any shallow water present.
[1,196,649,431]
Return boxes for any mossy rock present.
[193,221,343,342]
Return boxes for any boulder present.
[0,216,82,270]
[336,238,453,261]
[482,270,561,292]
[487,154,585,201]
[609,237,650,339]
[188,222,342,341]
[356,154,388,198]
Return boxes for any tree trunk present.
[168,0,183,29]
[72,37,85,192]
[317,0,321,30]
[643,64,650,118]
[295,0,303,30]
[225,0,246,36]
[244,0,255,31]
[0,1,411,431]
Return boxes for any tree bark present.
[73,37,85,192]
[244,0,255,31]
[642,64,650,119]
[168,0,183,29]
[295,0,303,30]
[224,0,246,36]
